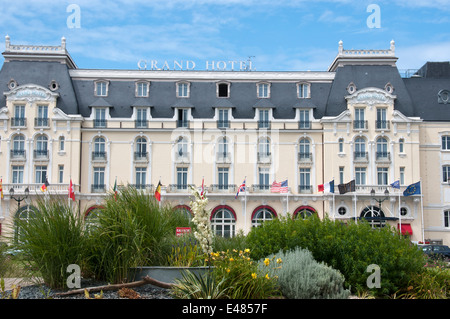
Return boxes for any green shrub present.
[13,197,86,289]
[397,266,450,299]
[171,270,229,299]
[246,215,426,296]
[263,247,350,299]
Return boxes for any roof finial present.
[5,34,10,49]
[390,39,395,53]
[61,36,66,50]
[338,40,343,54]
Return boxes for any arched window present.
[354,137,366,160]
[174,205,192,220]
[251,206,276,227]
[35,135,48,158]
[135,137,147,159]
[211,206,236,238]
[293,206,316,219]
[84,206,103,234]
[361,206,385,228]
[258,138,270,156]
[176,137,188,156]
[12,135,25,157]
[298,138,310,161]
[14,205,37,243]
[93,137,106,159]
[376,137,388,159]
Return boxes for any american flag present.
[235,179,246,199]
[271,180,288,193]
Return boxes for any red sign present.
[176,227,191,237]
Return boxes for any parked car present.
[421,244,450,261]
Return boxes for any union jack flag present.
[235,179,246,199]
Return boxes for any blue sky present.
[0,0,449,71]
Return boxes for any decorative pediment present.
[345,87,396,108]
[4,83,59,103]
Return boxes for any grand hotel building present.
[0,36,449,245]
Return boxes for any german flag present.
[41,178,49,192]
[154,181,162,202]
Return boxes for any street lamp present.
[9,187,30,212]
[370,188,389,228]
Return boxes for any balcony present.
[375,151,391,162]
[257,152,271,163]
[10,149,26,160]
[258,121,270,129]
[209,184,236,192]
[298,121,311,129]
[174,152,190,163]
[298,152,312,163]
[217,120,230,129]
[251,184,271,192]
[91,184,106,193]
[94,119,107,128]
[354,151,369,162]
[92,151,107,161]
[353,120,368,131]
[129,184,153,192]
[135,120,148,128]
[298,185,312,193]
[167,184,195,192]
[177,120,189,128]
[134,151,148,161]
[375,120,390,131]
[216,152,231,164]
[34,149,49,160]
[11,117,26,128]
[34,117,49,128]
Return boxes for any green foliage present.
[211,249,281,299]
[13,197,86,289]
[171,270,229,299]
[166,235,206,267]
[212,230,247,252]
[246,215,426,296]
[396,266,450,299]
[264,247,350,299]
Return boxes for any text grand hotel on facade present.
[0,36,449,245]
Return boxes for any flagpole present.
[420,179,425,242]
[286,177,289,214]
[244,176,247,234]
[398,184,401,234]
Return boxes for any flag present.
[271,180,288,193]
[318,180,334,193]
[338,180,355,194]
[403,181,421,196]
[113,177,117,200]
[200,178,205,199]
[40,178,49,192]
[235,179,246,199]
[390,180,400,189]
[0,178,3,199]
[69,179,75,201]
[155,181,162,202]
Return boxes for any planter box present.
[129,266,213,284]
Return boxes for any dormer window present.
[297,83,311,98]
[177,82,190,98]
[136,81,149,97]
[217,82,230,98]
[95,81,108,97]
[257,82,270,98]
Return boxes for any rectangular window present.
[377,167,388,185]
[96,82,107,96]
[442,136,450,150]
[355,108,365,129]
[177,83,189,98]
[400,167,405,185]
[94,108,106,128]
[35,165,47,184]
[59,136,65,151]
[443,166,450,182]
[136,82,148,97]
[339,167,344,185]
[258,83,269,98]
[93,167,105,191]
[218,83,229,97]
[36,105,49,127]
[299,109,310,129]
[13,105,26,126]
[58,165,64,183]
[259,167,270,188]
[355,167,366,185]
[298,83,309,98]
[376,108,387,129]
[299,168,311,192]
[12,166,24,184]
[177,167,188,189]
[218,109,229,128]
[136,108,148,128]
[218,167,229,189]
[445,210,450,228]
[258,109,270,128]
[177,109,189,128]
[135,167,147,186]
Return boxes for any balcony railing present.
[135,120,148,128]
[11,118,26,127]
[129,184,154,192]
[34,149,49,159]
[375,120,390,130]
[10,149,26,159]
[258,121,270,129]
[174,152,190,163]
[177,120,189,128]
[298,185,312,193]
[354,151,369,162]
[251,184,271,192]
[217,120,230,129]
[216,152,231,163]
[34,118,49,127]
[299,121,311,129]
[298,152,312,162]
[134,151,148,161]
[92,151,107,161]
[94,119,107,128]
[167,184,195,192]
[4,183,80,195]
[375,151,391,161]
[257,152,271,163]
[91,184,106,193]
[209,184,236,192]
[353,120,368,130]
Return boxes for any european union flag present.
[390,180,400,189]
[403,182,421,196]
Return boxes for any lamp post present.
[370,188,389,228]
[9,187,30,212]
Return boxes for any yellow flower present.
[265,274,270,280]
[276,258,282,264]
[229,258,234,262]
[244,248,250,253]
[226,268,230,273]
[264,258,270,266]
[251,273,257,279]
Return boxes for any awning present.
[398,224,413,235]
